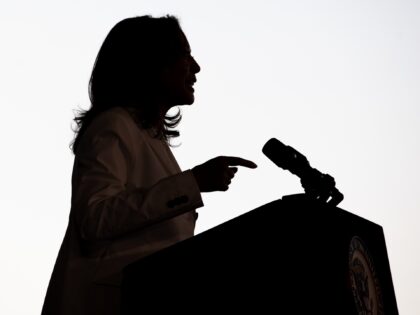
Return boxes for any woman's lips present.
[186,80,195,91]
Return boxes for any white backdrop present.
[0,0,419,313]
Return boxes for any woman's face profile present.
[159,30,201,108]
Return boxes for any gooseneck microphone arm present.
[262,138,344,207]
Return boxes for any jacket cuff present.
[174,169,204,210]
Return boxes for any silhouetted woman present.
[41,15,256,315]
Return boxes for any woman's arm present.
[71,111,203,241]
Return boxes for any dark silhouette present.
[121,195,399,315]
[42,15,256,315]
[120,141,398,314]
[41,14,399,315]
[263,138,344,206]
[70,15,186,152]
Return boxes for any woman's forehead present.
[178,30,191,51]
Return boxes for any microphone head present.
[262,138,310,175]
[262,138,289,169]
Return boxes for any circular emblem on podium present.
[348,236,383,315]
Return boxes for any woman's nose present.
[191,56,201,74]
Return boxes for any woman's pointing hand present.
[192,156,257,192]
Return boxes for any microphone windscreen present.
[262,138,289,170]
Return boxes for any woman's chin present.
[169,89,195,106]
[180,92,195,105]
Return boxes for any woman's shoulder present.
[77,107,136,149]
[81,106,158,148]
[84,106,140,135]
[92,106,131,125]
[76,107,141,156]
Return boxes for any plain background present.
[1,0,419,313]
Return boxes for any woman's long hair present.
[70,15,185,154]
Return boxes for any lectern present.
[121,194,398,314]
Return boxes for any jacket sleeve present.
[71,111,204,241]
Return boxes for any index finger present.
[222,156,258,168]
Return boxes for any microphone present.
[262,138,344,206]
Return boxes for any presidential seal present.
[348,236,384,315]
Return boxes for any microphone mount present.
[262,138,344,207]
